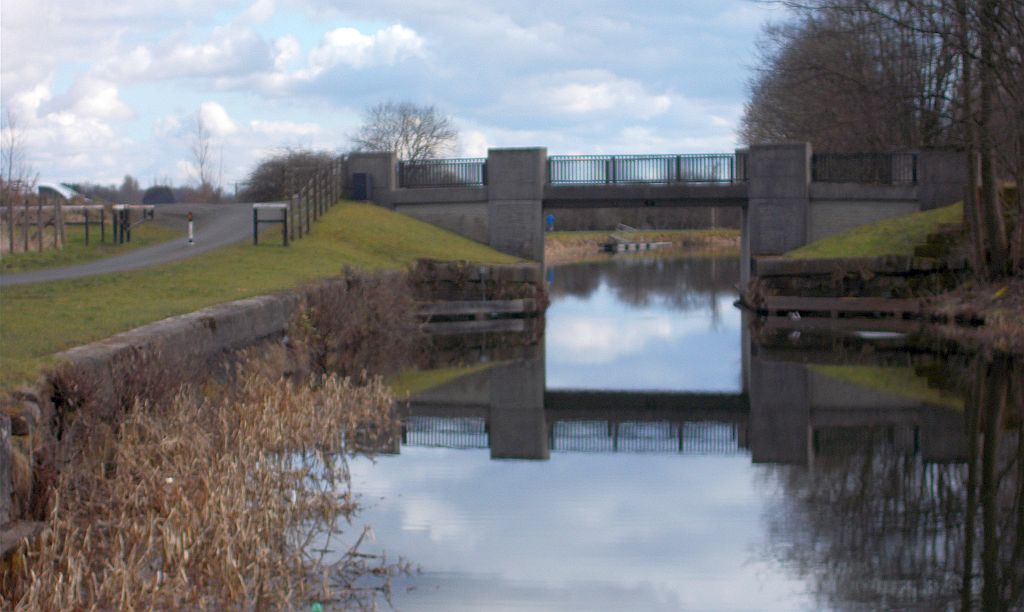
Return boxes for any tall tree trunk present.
[957,0,986,276]
[978,0,1009,277]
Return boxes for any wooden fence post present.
[304,187,311,236]
[22,196,29,253]
[5,201,12,255]
[36,199,43,252]
[57,199,65,248]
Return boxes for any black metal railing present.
[547,154,742,185]
[811,152,918,184]
[398,158,487,188]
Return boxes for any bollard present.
[187,211,194,246]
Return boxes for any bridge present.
[346,144,967,283]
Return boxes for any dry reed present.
[3,369,406,609]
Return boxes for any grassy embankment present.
[0,202,518,389]
[545,228,740,265]
[783,204,970,402]
[781,201,1024,352]
[0,223,181,274]
[809,364,964,411]
[387,362,498,397]
[785,202,962,259]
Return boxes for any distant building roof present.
[37,182,87,200]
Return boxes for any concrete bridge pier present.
[741,143,811,286]
[486,148,547,261]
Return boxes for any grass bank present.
[0,202,518,389]
[387,362,498,397]
[0,223,181,274]
[785,202,962,259]
[545,228,739,265]
[809,364,963,410]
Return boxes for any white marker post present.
[187,211,194,246]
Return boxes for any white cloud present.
[158,25,272,78]
[501,70,672,119]
[305,24,424,74]
[68,78,134,120]
[458,129,489,157]
[199,102,237,136]
[241,0,275,22]
[273,35,302,70]
[250,119,320,137]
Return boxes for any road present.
[0,203,261,287]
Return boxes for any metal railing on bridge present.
[547,154,743,185]
[811,152,918,184]
[398,158,488,188]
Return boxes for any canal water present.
[346,255,1022,611]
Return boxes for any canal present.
[346,254,1022,610]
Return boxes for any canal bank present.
[544,229,739,266]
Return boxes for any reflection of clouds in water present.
[348,450,811,610]
[548,314,696,364]
[546,282,742,391]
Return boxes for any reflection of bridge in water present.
[404,390,751,457]
[397,349,968,464]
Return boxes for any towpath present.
[0,203,258,287]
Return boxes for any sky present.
[0,0,787,190]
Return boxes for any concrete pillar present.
[743,143,811,282]
[917,149,969,210]
[347,152,397,204]
[486,148,547,262]
[488,357,548,460]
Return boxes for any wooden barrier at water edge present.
[409,259,547,335]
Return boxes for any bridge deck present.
[543,183,748,208]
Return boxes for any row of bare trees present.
[743,0,1024,278]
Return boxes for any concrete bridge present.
[348,144,967,282]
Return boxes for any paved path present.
[0,203,262,287]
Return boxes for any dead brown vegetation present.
[3,367,405,609]
[288,267,423,380]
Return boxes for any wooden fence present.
[286,157,347,243]
[1,193,66,255]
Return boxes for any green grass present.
[386,362,498,397]
[0,202,519,389]
[1,223,182,274]
[808,364,963,411]
[785,202,962,259]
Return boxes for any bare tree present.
[350,101,457,162]
[2,110,38,253]
[1,110,35,192]
[189,112,219,201]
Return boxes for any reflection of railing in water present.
[552,421,745,454]
[400,415,746,455]
[403,416,489,449]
